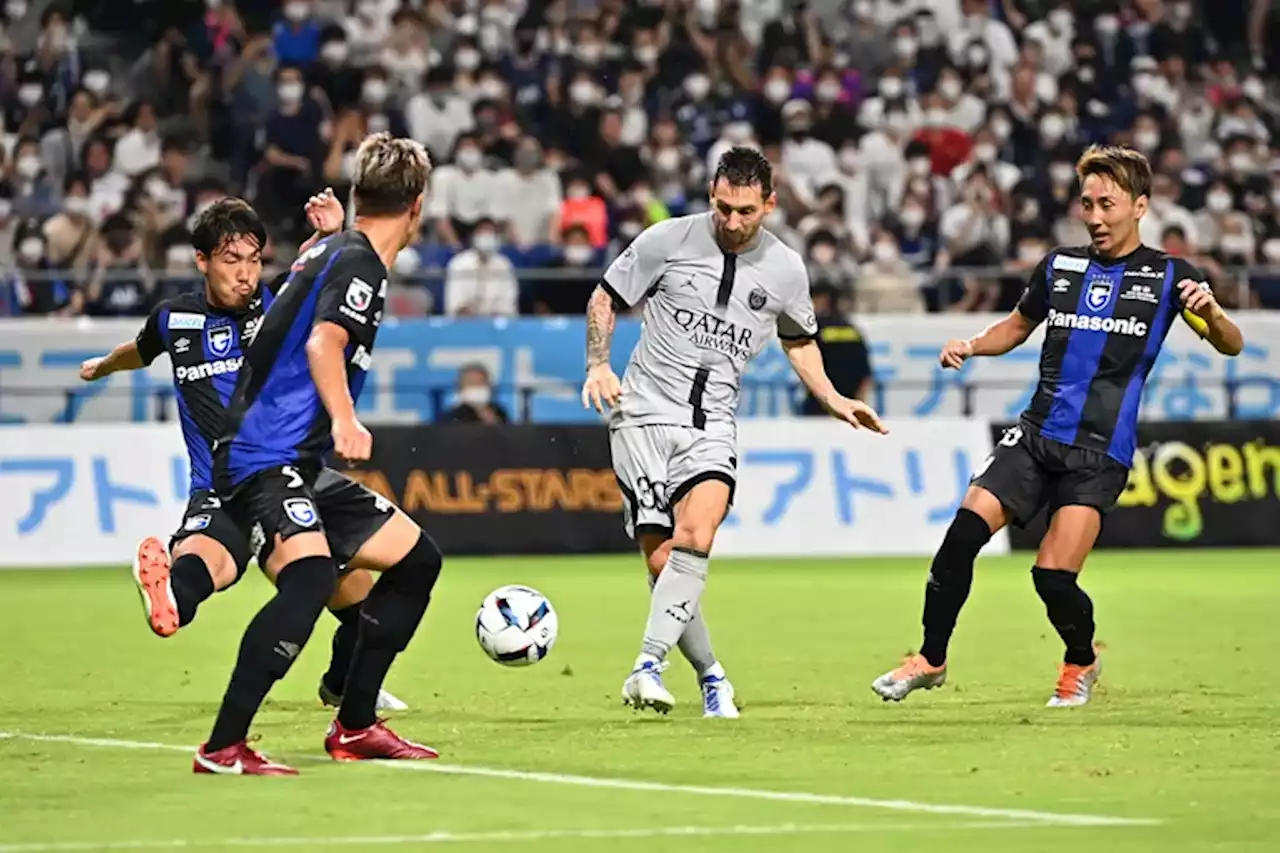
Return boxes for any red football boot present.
[193,741,298,776]
[324,719,439,761]
[132,536,179,637]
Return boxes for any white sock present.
[640,547,708,661]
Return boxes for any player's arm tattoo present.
[586,286,616,368]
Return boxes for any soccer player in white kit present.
[582,148,888,717]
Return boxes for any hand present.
[1178,278,1218,320]
[825,394,889,434]
[79,357,106,381]
[581,364,621,413]
[939,338,974,370]
[305,187,344,235]
[332,415,372,464]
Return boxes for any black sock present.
[323,604,362,697]
[338,535,442,730]
[1032,567,1096,666]
[206,556,336,751]
[920,508,992,667]
[171,554,216,626]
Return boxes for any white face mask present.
[1220,235,1249,255]
[655,147,680,173]
[1018,242,1044,263]
[1243,77,1265,103]
[1077,65,1096,84]
[1048,9,1073,32]
[631,186,651,206]
[939,78,962,101]
[567,184,589,200]
[7,0,28,20]
[363,79,389,104]
[816,81,842,103]
[1049,163,1074,185]
[16,155,41,179]
[82,70,110,95]
[146,177,168,199]
[1134,129,1159,152]
[367,113,390,134]
[456,148,483,170]
[564,244,593,265]
[393,247,421,275]
[924,108,947,127]
[1263,238,1280,262]
[894,37,917,59]
[472,231,498,254]
[284,2,309,23]
[18,237,43,261]
[166,246,191,267]
[0,199,12,218]
[478,78,505,100]
[458,385,492,407]
[810,244,836,265]
[764,78,791,104]
[63,196,88,216]
[1228,152,1255,174]
[909,158,931,178]
[321,41,349,64]
[575,43,603,64]
[635,45,658,65]
[455,49,481,72]
[900,206,924,228]
[990,118,1011,141]
[1095,15,1118,35]
[1207,190,1232,212]
[569,80,597,105]
[723,122,752,144]
[872,241,898,264]
[1270,188,1280,209]
[277,81,304,104]
[684,74,710,100]
[966,45,988,67]
[619,221,642,238]
[973,143,996,163]
[878,76,903,99]
[839,147,859,171]
[1041,114,1066,141]
[18,83,42,107]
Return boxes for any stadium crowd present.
[1,0,1279,318]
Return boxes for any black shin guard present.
[323,605,362,697]
[1032,567,1096,666]
[338,534,443,729]
[206,556,337,750]
[171,554,216,626]
[920,508,992,667]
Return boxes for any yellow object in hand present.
[1181,307,1209,337]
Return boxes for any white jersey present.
[602,212,818,431]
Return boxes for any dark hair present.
[63,169,89,193]
[189,198,267,257]
[458,362,491,383]
[712,146,773,197]
[1076,144,1152,200]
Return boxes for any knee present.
[1032,566,1080,597]
[390,533,443,598]
[276,556,338,615]
[936,507,994,566]
[671,520,716,555]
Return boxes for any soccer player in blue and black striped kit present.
[873,145,1244,708]
[193,134,442,775]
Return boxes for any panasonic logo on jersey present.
[175,357,243,383]
[1047,309,1148,336]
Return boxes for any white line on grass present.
[0,820,1046,852]
[0,731,1160,828]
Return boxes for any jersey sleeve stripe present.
[778,330,818,341]
[599,278,632,311]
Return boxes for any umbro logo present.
[173,338,191,354]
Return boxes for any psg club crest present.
[1085,277,1114,312]
[282,498,318,528]
[748,287,768,311]
[206,324,234,357]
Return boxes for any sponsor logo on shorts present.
[283,497,318,528]
[168,312,206,330]
[175,357,242,383]
[184,514,211,532]
[1052,255,1089,273]
[1047,308,1149,336]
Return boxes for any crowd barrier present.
[5,418,1275,568]
[4,313,1280,424]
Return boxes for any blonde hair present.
[1075,144,1152,200]
[352,132,433,217]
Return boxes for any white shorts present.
[609,423,737,540]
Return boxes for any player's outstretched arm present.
[582,285,621,413]
[79,340,144,381]
[1177,278,1244,356]
[298,188,345,255]
[782,337,888,434]
[940,309,1039,369]
[306,322,372,462]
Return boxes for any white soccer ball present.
[475,585,558,666]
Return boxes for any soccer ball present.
[475,585,558,666]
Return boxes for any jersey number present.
[688,367,710,430]
[281,465,304,488]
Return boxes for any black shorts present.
[972,422,1130,527]
[224,465,396,568]
[169,490,256,584]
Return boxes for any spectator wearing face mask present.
[1194,179,1248,257]
[936,169,1008,311]
[273,0,322,67]
[42,171,99,274]
[344,0,396,64]
[910,91,974,178]
[800,282,873,416]
[259,65,324,233]
[546,71,604,162]
[112,101,162,179]
[532,225,599,315]
[9,136,60,220]
[857,230,924,313]
[779,100,838,211]
[311,28,362,113]
[557,172,609,249]
[804,228,855,297]
[440,363,509,425]
[6,220,80,316]
[429,133,500,248]
[1140,171,1199,249]
[85,213,152,317]
[891,194,939,273]
[807,66,859,150]
[357,67,409,138]
[407,66,475,166]
[444,218,518,317]
[497,138,564,249]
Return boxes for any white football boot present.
[871,654,948,702]
[318,681,409,712]
[621,660,675,714]
[1046,658,1102,707]
[699,673,740,718]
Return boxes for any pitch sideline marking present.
[0,731,1160,828]
[0,821,1051,852]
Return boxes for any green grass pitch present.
[0,551,1277,852]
